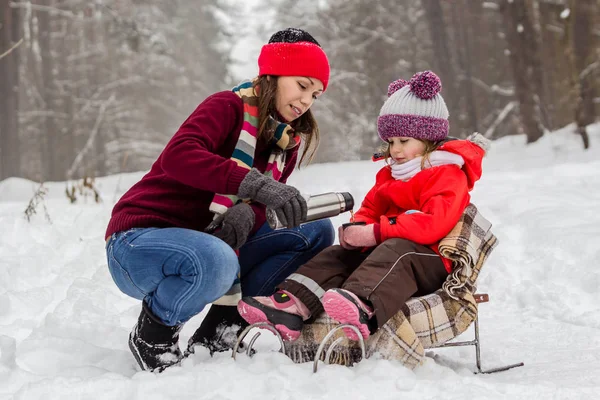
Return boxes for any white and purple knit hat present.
[377,71,449,142]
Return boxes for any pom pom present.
[409,71,442,100]
[467,132,490,153]
[387,79,409,97]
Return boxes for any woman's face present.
[388,137,426,164]
[274,76,324,122]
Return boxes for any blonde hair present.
[382,139,440,169]
[253,75,320,167]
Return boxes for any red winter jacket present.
[105,91,299,240]
[353,138,485,272]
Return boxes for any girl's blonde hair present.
[253,75,320,167]
[382,139,440,169]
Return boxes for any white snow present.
[1,123,600,399]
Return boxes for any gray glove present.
[237,168,307,229]
[205,203,255,250]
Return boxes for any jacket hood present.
[438,132,488,190]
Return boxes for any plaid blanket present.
[283,203,499,369]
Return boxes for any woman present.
[105,28,334,372]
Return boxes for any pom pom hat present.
[258,28,330,92]
[377,71,449,142]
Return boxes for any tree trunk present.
[37,0,59,180]
[58,18,75,177]
[452,0,479,134]
[0,0,22,179]
[89,12,107,177]
[501,0,545,143]
[571,0,596,149]
[527,0,553,131]
[422,0,466,135]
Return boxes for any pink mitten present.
[343,224,377,248]
[338,226,359,250]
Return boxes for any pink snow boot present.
[322,288,375,341]
[237,290,311,341]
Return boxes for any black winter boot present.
[186,304,249,356]
[129,302,183,372]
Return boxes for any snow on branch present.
[10,2,78,18]
[459,74,515,97]
[328,70,370,85]
[482,2,500,10]
[0,37,23,60]
[580,61,599,80]
[74,76,169,120]
[484,101,517,138]
[352,27,398,45]
[67,93,116,180]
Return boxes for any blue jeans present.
[238,219,334,296]
[106,219,334,326]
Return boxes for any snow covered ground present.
[1,124,599,399]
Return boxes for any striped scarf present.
[209,80,300,217]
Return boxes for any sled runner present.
[233,291,523,374]
[425,292,524,374]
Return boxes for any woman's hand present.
[206,202,255,250]
[237,168,307,228]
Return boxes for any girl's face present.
[274,76,324,122]
[388,137,426,164]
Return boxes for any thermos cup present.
[267,192,354,230]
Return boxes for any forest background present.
[0,0,598,182]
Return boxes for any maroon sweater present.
[105,91,299,239]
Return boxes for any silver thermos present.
[266,192,354,230]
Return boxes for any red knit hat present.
[258,29,330,92]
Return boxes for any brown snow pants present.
[278,238,449,330]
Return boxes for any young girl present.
[105,28,334,372]
[238,71,486,342]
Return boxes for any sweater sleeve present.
[249,202,267,235]
[159,92,249,195]
[379,166,469,245]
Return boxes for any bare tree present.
[6,0,598,176]
[37,0,60,180]
[423,0,467,134]
[272,0,598,153]
[270,0,434,162]
[13,0,230,181]
[0,0,22,179]
[567,0,597,148]
[500,0,546,143]
[448,1,481,135]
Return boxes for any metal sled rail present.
[232,322,286,360]
[429,293,524,374]
[231,322,366,373]
[312,324,366,373]
[233,293,523,374]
